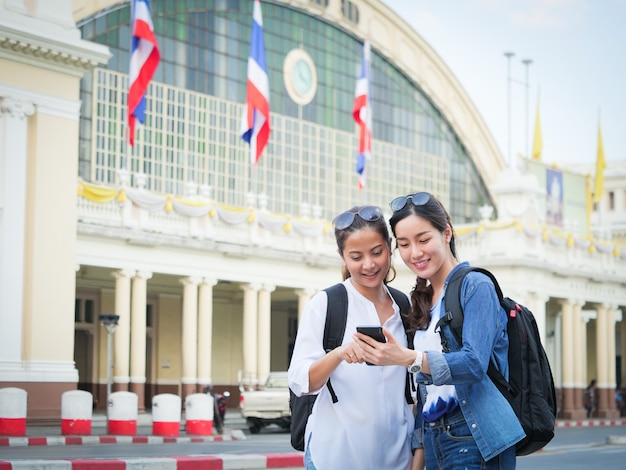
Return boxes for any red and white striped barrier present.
[185,393,214,436]
[61,390,93,436]
[0,388,27,436]
[151,393,181,436]
[0,453,305,469]
[0,431,245,447]
[107,391,137,435]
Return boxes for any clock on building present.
[283,49,317,105]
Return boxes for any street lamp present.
[521,58,533,159]
[504,51,515,167]
[99,314,119,403]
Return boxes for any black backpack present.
[438,265,557,456]
[289,283,414,451]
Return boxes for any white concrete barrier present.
[0,387,27,436]
[152,393,181,436]
[185,393,214,436]
[61,390,93,435]
[107,391,138,435]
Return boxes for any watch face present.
[283,49,317,105]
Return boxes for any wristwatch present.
[408,350,423,373]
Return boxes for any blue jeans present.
[423,409,516,469]
[305,434,318,470]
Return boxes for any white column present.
[0,96,34,363]
[130,271,152,399]
[572,300,586,414]
[561,300,575,389]
[529,293,549,345]
[560,299,576,418]
[181,277,201,394]
[241,283,261,387]
[573,300,585,390]
[296,288,315,323]
[197,278,217,388]
[596,304,609,388]
[596,303,619,417]
[607,306,618,391]
[257,284,276,385]
[112,269,134,387]
[620,310,626,389]
[580,311,594,384]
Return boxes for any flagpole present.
[595,108,604,230]
[241,0,270,201]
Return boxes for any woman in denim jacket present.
[354,192,525,469]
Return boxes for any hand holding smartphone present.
[356,326,386,365]
[356,326,386,343]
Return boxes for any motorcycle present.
[212,390,231,434]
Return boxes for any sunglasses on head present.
[389,192,431,212]
[332,205,384,230]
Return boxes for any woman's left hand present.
[353,327,415,366]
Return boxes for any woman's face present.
[393,214,452,282]
[340,227,390,293]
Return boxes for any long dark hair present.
[334,206,396,283]
[388,194,457,330]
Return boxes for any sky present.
[381,0,626,170]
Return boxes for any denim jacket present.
[413,262,525,461]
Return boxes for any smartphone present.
[356,326,386,366]
[356,326,386,343]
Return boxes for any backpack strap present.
[323,283,349,404]
[388,286,413,346]
[388,286,416,405]
[438,266,511,395]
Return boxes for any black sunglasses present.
[332,206,384,230]
[389,192,431,212]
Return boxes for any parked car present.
[239,371,290,434]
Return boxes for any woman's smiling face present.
[340,227,390,294]
[393,214,451,282]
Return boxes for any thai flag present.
[353,38,371,190]
[240,0,270,165]
[128,0,160,147]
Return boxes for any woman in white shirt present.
[288,205,414,470]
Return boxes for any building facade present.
[1,0,624,422]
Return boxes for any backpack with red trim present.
[438,265,557,456]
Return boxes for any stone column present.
[529,293,549,345]
[181,277,201,399]
[560,299,576,419]
[620,311,626,394]
[596,304,619,418]
[0,97,34,364]
[130,271,152,412]
[606,306,618,417]
[112,269,134,391]
[241,283,261,388]
[296,288,315,323]
[580,310,594,412]
[571,300,586,419]
[257,284,276,385]
[197,278,217,391]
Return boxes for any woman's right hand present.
[354,327,415,367]
[335,342,363,364]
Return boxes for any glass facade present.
[78,0,493,223]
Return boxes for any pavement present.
[2,413,626,469]
[0,410,305,469]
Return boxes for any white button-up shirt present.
[288,279,414,470]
